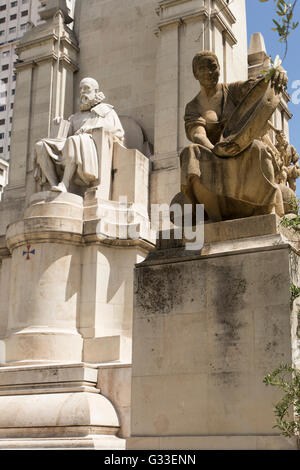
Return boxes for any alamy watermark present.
[95,196,205,251]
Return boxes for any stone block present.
[0,363,125,449]
[129,220,299,449]
[83,336,121,363]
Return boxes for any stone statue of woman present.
[180,51,288,221]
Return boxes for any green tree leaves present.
[259,0,299,60]
[264,364,300,438]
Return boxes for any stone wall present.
[74,0,158,146]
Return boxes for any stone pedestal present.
[0,172,154,447]
[0,363,125,449]
[5,192,84,365]
[128,215,299,450]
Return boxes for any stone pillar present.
[5,192,84,364]
[128,215,299,450]
[151,0,244,208]
[81,145,155,364]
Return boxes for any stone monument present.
[128,51,300,450]
[0,1,155,449]
[0,0,298,451]
[34,77,124,194]
[179,50,292,222]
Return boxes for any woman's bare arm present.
[190,125,214,150]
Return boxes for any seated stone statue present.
[180,51,289,221]
[34,77,124,193]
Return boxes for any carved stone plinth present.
[0,363,125,449]
[4,192,84,365]
[0,184,153,448]
[128,215,299,450]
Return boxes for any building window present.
[2,51,9,57]
[0,30,4,36]
[0,91,7,98]
[0,133,4,139]
[10,14,17,21]
[9,117,12,123]
[0,148,3,154]
[0,106,6,112]
[0,18,6,24]
[0,6,6,12]
[0,168,3,175]
[20,23,27,31]
[1,78,8,84]
[2,64,9,71]
[21,10,28,17]
[10,103,13,109]
[12,75,16,81]
[9,27,16,34]
[22,0,29,4]
[11,1,18,7]
[0,119,5,125]
[11,89,15,95]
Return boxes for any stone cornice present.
[156,0,236,24]
[211,10,237,46]
[16,33,80,55]
[182,8,209,23]
[5,221,155,253]
[157,17,182,30]
[278,100,293,120]
[15,52,79,73]
[156,3,235,44]
[156,0,191,14]
[215,0,236,25]
[0,235,10,259]
[157,7,209,30]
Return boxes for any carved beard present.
[80,93,99,111]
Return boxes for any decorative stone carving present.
[34,77,124,194]
[262,126,300,214]
[179,51,290,222]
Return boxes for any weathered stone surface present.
[0,362,126,449]
[129,231,299,449]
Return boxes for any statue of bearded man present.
[34,77,125,192]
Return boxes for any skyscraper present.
[0,0,40,163]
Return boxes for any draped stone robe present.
[35,103,124,186]
[180,78,284,218]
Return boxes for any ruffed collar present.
[91,103,114,118]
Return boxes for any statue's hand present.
[75,126,92,135]
[213,141,240,157]
[271,67,288,94]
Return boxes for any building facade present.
[0,0,40,162]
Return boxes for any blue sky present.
[246,0,300,196]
